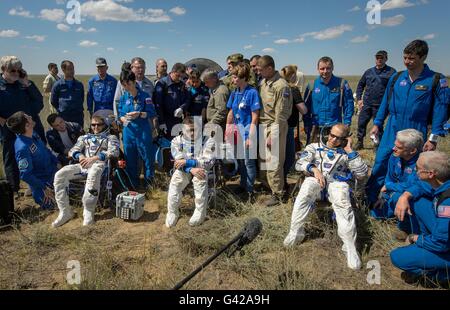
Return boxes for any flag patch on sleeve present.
[437,205,450,218]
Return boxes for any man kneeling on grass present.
[370,129,423,240]
[390,151,450,287]
[7,111,58,209]
[283,123,368,270]
[52,116,120,227]
[165,116,216,228]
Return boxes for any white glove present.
[174,108,184,118]
[159,124,168,134]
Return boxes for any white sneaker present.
[188,209,206,226]
[283,229,305,247]
[51,209,74,228]
[165,212,179,228]
[83,209,95,226]
[344,245,362,270]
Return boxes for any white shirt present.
[59,130,74,152]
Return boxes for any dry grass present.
[0,75,449,290]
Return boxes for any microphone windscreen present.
[241,218,263,245]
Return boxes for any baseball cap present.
[96,58,107,67]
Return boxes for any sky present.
[0,0,449,76]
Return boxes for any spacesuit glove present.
[174,108,184,118]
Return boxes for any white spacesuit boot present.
[81,163,104,226]
[52,165,82,228]
[189,176,208,226]
[328,182,361,270]
[284,177,321,247]
[166,170,190,228]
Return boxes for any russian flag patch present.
[437,205,450,218]
[440,78,448,88]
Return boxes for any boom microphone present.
[172,218,263,290]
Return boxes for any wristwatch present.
[428,134,439,143]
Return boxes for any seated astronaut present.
[165,116,216,228]
[284,123,369,270]
[52,115,120,227]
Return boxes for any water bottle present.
[370,134,379,146]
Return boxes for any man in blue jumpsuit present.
[118,80,157,188]
[154,63,191,137]
[187,68,209,121]
[303,56,354,143]
[371,129,422,236]
[87,58,117,115]
[390,151,450,286]
[7,112,57,209]
[0,56,46,193]
[354,51,396,150]
[366,40,448,206]
[51,60,85,126]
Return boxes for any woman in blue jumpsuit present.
[118,64,156,189]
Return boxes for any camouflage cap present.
[227,53,244,63]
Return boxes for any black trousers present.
[357,104,383,141]
[0,126,20,192]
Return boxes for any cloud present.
[422,33,436,40]
[40,9,66,22]
[262,48,275,53]
[81,0,172,23]
[148,46,159,50]
[350,35,369,43]
[274,39,290,45]
[293,37,305,43]
[381,14,405,26]
[136,45,145,49]
[62,50,69,54]
[79,40,98,47]
[348,6,361,12]
[106,47,115,52]
[380,0,415,10]
[169,6,186,16]
[243,45,253,50]
[302,24,353,40]
[76,27,97,33]
[260,31,271,36]
[0,30,20,38]
[57,24,71,32]
[25,35,46,42]
[9,7,34,18]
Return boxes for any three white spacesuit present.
[284,142,368,270]
[52,131,120,227]
[166,133,216,228]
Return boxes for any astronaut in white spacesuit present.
[52,116,120,227]
[166,116,216,228]
[284,123,368,270]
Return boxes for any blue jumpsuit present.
[356,65,396,141]
[118,87,156,187]
[0,76,45,192]
[154,75,191,136]
[87,74,117,114]
[14,133,58,209]
[370,153,420,234]
[187,83,210,117]
[367,65,448,204]
[51,79,85,126]
[390,180,450,283]
[304,75,354,127]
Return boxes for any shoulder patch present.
[440,78,448,88]
[18,158,29,170]
[344,82,350,90]
[29,144,37,154]
[400,80,408,87]
[145,98,153,104]
[437,205,450,218]
[283,87,291,98]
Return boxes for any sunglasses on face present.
[329,133,347,141]
[8,69,21,73]
[91,123,105,127]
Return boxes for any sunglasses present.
[329,133,347,141]
[91,123,105,127]
[8,69,21,73]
